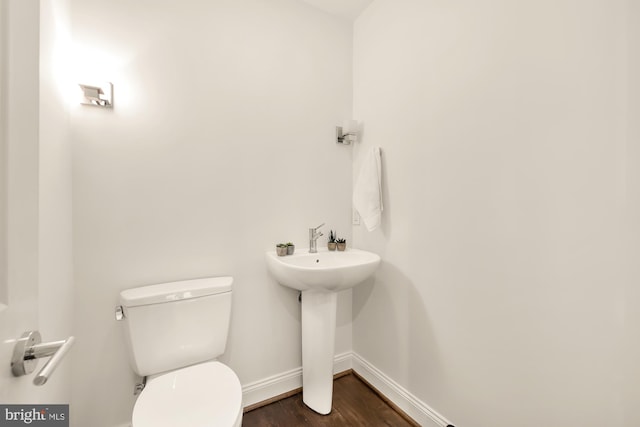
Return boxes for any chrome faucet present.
[309,223,324,253]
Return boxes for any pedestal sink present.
[265,248,381,414]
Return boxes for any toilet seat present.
[132,361,242,427]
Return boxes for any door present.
[0,0,42,401]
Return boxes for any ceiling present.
[298,0,373,21]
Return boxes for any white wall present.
[353,1,632,426]
[69,1,353,426]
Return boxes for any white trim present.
[333,351,353,374]
[242,351,353,409]
[241,351,454,427]
[242,366,302,409]
[351,352,452,427]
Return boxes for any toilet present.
[118,276,242,427]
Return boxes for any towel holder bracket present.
[336,126,356,144]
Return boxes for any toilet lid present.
[133,361,242,427]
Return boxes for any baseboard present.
[242,351,453,427]
[242,351,353,410]
[351,352,452,427]
[333,351,353,375]
[242,365,302,410]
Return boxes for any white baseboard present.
[333,351,353,374]
[242,351,353,409]
[242,352,453,427]
[242,365,302,409]
[351,352,452,427]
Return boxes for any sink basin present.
[266,247,381,415]
[265,248,380,292]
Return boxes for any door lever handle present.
[11,330,75,386]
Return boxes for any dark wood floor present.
[242,373,418,427]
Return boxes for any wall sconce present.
[79,82,113,108]
[336,120,358,145]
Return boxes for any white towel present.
[353,147,383,231]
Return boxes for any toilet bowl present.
[118,277,242,427]
[133,361,242,427]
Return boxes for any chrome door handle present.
[11,330,75,386]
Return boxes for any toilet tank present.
[119,277,233,377]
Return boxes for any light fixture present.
[336,120,358,144]
[79,82,113,108]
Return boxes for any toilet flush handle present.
[115,305,125,321]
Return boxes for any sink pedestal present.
[301,290,337,415]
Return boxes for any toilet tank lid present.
[120,277,233,307]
